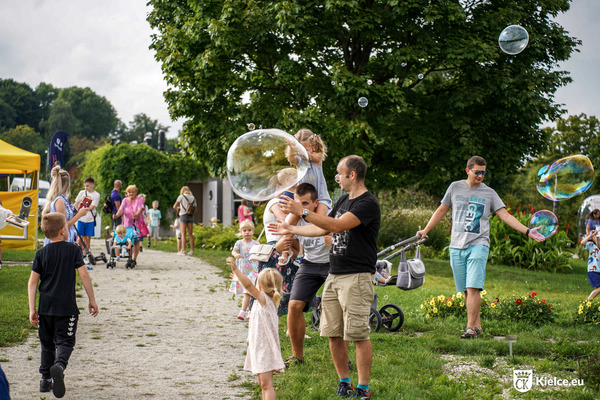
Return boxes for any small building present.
[187,178,242,227]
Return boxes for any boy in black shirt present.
[28,212,99,398]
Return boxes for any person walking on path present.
[284,182,331,367]
[42,166,89,246]
[237,199,254,223]
[28,212,98,398]
[110,180,123,229]
[74,177,101,263]
[173,186,196,255]
[417,155,545,339]
[113,185,145,268]
[271,155,380,399]
[147,200,162,248]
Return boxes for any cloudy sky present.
[0,1,597,140]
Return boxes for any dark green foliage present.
[92,143,208,225]
[376,188,450,251]
[488,210,573,272]
[148,0,579,195]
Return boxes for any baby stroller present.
[311,235,427,333]
[105,225,138,269]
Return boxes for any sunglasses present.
[470,169,488,177]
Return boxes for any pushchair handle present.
[377,235,427,259]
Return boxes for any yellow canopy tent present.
[0,139,40,249]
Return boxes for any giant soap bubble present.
[529,210,558,238]
[498,25,529,55]
[227,129,309,201]
[536,155,594,201]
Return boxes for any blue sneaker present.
[351,387,371,399]
[336,381,353,397]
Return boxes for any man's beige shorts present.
[320,272,375,342]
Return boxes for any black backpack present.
[102,194,113,214]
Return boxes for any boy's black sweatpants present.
[38,314,78,378]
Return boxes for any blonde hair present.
[257,268,283,306]
[239,220,255,231]
[116,225,127,235]
[295,128,327,160]
[41,212,66,239]
[180,186,191,195]
[43,166,71,216]
[126,185,138,196]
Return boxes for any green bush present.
[573,299,600,325]
[376,188,450,252]
[492,291,556,326]
[420,291,493,319]
[488,209,573,273]
[193,223,240,250]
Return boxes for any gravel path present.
[1,239,252,399]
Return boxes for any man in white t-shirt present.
[74,177,101,266]
[285,183,331,367]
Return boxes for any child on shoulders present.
[581,229,600,301]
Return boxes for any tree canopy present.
[148,0,580,196]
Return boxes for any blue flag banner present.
[48,131,69,170]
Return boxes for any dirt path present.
[1,239,252,399]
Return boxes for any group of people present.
[226,133,567,400]
[12,136,600,399]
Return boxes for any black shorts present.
[290,260,330,311]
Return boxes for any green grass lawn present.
[3,241,599,398]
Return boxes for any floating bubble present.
[418,74,424,80]
[338,82,342,86]
[227,129,309,202]
[247,123,255,131]
[529,210,558,238]
[536,155,594,201]
[401,62,407,67]
[331,81,335,85]
[358,97,368,108]
[367,79,373,85]
[498,25,529,55]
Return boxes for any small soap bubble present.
[358,97,368,108]
[529,210,558,238]
[498,25,529,55]
[401,62,407,67]
[331,81,335,85]
[536,155,594,201]
[338,82,342,86]
[418,74,424,79]
[227,129,309,201]
[367,79,373,85]
[247,123,255,131]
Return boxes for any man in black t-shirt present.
[271,155,380,399]
[28,212,99,398]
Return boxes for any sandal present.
[460,327,479,339]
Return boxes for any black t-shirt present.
[32,241,85,316]
[328,191,380,275]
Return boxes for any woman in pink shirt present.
[238,199,254,223]
[113,185,145,268]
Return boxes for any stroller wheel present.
[369,308,382,332]
[379,304,404,332]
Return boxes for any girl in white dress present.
[228,257,285,400]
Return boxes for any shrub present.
[488,207,573,273]
[573,299,600,325]
[376,188,451,252]
[193,223,240,250]
[492,291,556,326]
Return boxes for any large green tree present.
[0,79,42,131]
[148,0,579,196]
[56,87,119,139]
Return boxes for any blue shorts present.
[589,271,600,288]
[77,221,95,237]
[449,245,490,292]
